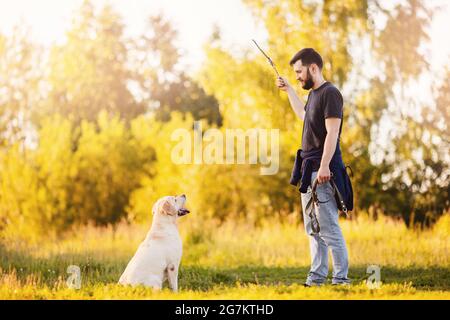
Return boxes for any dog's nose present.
[180,194,186,198]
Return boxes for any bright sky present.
[1,0,448,74]
[0,0,267,72]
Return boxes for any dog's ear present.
[160,200,176,216]
[152,201,159,215]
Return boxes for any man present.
[277,48,350,286]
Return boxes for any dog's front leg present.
[167,263,178,292]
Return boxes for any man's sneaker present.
[331,282,351,286]
[303,281,324,287]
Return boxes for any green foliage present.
[129,14,222,125]
[0,112,154,240]
[45,1,142,124]
[70,111,151,226]
[127,112,197,222]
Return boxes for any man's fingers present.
[276,76,287,87]
[317,175,330,184]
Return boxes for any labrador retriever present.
[118,194,189,291]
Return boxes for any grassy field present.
[1,213,449,299]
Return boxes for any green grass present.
[1,213,449,299]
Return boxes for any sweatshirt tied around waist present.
[289,144,354,211]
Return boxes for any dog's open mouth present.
[177,208,190,216]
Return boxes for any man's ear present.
[161,200,176,216]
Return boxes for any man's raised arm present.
[276,77,305,121]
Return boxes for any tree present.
[0,26,42,147]
[44,1,143,125]
[129,14,222,125]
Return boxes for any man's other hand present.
[317,166,331,184]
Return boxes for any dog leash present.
[305,173,349,234]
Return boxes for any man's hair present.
[289,48,323,70]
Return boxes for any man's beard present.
[301,69,314,90]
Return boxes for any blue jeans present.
[301,171,350,285]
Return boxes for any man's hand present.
[276,76,291,91]
[317,166,331,184]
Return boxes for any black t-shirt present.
[301,81,343,153]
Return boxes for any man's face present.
[293,60,314,90]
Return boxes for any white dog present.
[118,194,189,291]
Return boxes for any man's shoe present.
[304,281,323,287]
[332,282,351,286]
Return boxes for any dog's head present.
[152,195,190,221]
